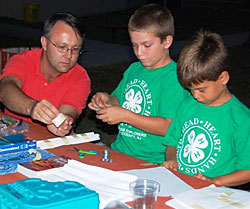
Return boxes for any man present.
[0,13,90,136]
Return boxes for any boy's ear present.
[163,35,173,49]
[41,36,47,51]
[219,71,230,85]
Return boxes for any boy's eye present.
[144,44,152,48]
[198,89,205,93]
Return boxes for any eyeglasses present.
[46,38,82,55]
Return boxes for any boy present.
[88,4,188,164]
[163,30,250,186]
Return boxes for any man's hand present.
[30,99,59,124]
[47,114,74,136]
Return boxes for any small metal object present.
[101,149,113,162]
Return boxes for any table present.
[0,115,212,208]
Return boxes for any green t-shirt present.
[111,61,188,164]
[164,95,250,177]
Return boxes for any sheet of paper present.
[122,166,194,197]
[37,132,100,149]
[166,186,250,209]
[25,159,137,209]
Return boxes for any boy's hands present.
[194,173,214,183]
[89,92,122,124]
[162,160,178,171]
[88,92,112,110]
[163,146,178,170]
[96,106,127,124]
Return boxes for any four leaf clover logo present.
[122,89,142,113]
[183,130,208,163]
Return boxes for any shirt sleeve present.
[163,101,185,147]
[233,110,250,170]
[0,53,29,85]
[159,70,189,119]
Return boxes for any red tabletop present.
[0,113,212,208]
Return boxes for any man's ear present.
[163,35,173,49]
[41,36,47,51]
[219,71,230,85]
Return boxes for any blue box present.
[0,149,56,175]
[0,178,99,209]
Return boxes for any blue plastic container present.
[0,178,99,209]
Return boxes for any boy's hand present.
[47,114,73,136]
[194,173,214,183]
[162,160,178,171]
[88,92,112,111]
[96,106,126,124]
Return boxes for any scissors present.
[73,147,99,159]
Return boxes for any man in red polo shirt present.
[0,13,90,136]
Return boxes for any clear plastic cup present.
[130,179,160,209]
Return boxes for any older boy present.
[88,4,188,164]
[0,13,90,136]
[163,30,250,186]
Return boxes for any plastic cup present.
[129,179,160,209]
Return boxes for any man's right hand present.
[30,99,59,124]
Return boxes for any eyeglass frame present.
[45,37,83,55]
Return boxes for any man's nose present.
[66,49,73,58]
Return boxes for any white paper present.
[166,186,250,209]
[20,159,137,209]
[37,132,100,149]
[122,166,194,197]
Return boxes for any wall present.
[0,0,147,21]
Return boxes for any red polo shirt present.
[0,49,90,123]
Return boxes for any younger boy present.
[163,30,250,186]
[88,4,188,164]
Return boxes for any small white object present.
[52,113,66,127]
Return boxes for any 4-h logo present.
[122,79,152,116]
[177,118,222,175]
[122,89,142,113]
[183,130,208,163]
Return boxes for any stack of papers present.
[37,132,100,149]
[19,159,137,208]
[166,186,250,209]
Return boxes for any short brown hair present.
[128,3,174,42]
[177,30,229,88]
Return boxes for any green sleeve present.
[163,102,184,147]
[159,70,189,119]
[234,111,250,170]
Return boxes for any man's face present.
[189,78,228,106]
[42,21,83,74]
[129,30,170,69]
